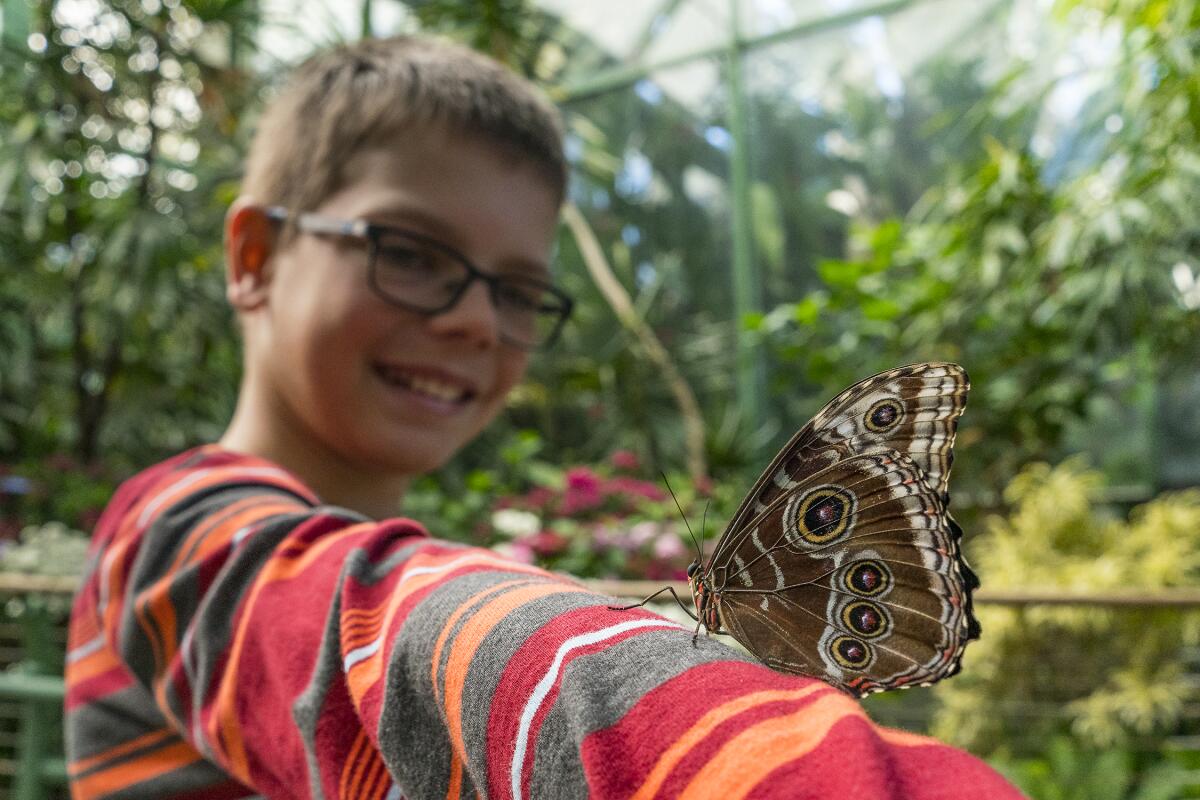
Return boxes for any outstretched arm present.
[66,449,1023,799]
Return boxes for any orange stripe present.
[445,756,463,800]
[206,522,375,782]
[64,643,123,685]
[165,496,274,574]
[359,751,391,799]
[141,499,307,733]
[629,685,828,800]
[70,740,202,797]
[341,604,391,649]
[879,726,939,748]
[440,583,589,764]
[680,692,869,798]
[338,729,373,798]
[67,728,176,776]
[100,468,302,648]
[427,579,535,800]
[342,551,547,709]
[429,579,535,706]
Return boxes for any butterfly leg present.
[607,587,699,622]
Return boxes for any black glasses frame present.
[263,206,573,349]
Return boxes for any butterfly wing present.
[710,450,978,696]
[716,362,968,557]
[704,362,976,695]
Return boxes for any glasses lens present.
[372,233,467,310]
[493,277,568,347]
[370,230,569,348]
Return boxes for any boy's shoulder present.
[91,446,316,549]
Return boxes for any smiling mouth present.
[372,364,476,404]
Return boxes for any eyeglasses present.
[264,207,573,350]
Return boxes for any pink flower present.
[521,487,556,511]
[694,475,715,497]
[566,467,602,493]
[527,531,569,556]
[610,450,640,471]
[492,541,535,564]
[602,476,666,503]
[653,532,686,560]
[562,467,603,515]
[628,521,659,548]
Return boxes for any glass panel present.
[536,58,738,463]
[741,0,903,38]
[738,0,1027,305]
[546,0,732,86]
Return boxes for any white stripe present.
[231,525,256,546]
[136,465,294,528]
[397,552,516,587]
[343,636,383,671]
[385,785,402,800]
[136,469,212,527]
[100,469,214,616]
[751,528,784,589]
[733,554,752,588]
[510,618,684,800]
[66,634,105,663]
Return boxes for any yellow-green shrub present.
[932,459,1200,752]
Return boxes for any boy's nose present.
[426,279,501,348]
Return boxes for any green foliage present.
[932,460,1200,753]
[405,431,736,579]
[989,737,1199,800]
[0,0,260,475]
[757,0,1200,495]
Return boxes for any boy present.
[64,35,1022,799]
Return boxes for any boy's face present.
[235,129,561,481]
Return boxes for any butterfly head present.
[686,560,723,633]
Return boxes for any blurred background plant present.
[920,461,1200,792]
[404,434,737,580]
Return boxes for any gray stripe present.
[528,624,753,798]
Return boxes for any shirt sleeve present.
[65,452,1025,799]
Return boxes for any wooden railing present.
[586,580,1200,608]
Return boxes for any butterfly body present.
[687,362,980,697]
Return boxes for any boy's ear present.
[224,199,278,311]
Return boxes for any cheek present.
[495,351,530,396]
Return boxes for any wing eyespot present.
[841,600,890,639]
[782,486,856,549]
[843,560,891,597]
[864,397,904,432]
[830,635,873,670]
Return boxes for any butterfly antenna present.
[661,471,703,564]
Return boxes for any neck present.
[220,379,409,521]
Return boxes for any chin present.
[361,441,459,478]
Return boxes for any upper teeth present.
[407,374,466,402]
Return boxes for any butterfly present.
[617,362,980,697]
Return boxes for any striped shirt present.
[65,445,1023,798]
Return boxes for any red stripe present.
[486,605,675,800]
[655,693,835,798]
[65,664,135,712]
[580,660,832,799]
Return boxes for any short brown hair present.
[242,35,566,218]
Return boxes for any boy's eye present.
[494,281,547,312]
[376,242,444,275]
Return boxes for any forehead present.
[321,132,561,247]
